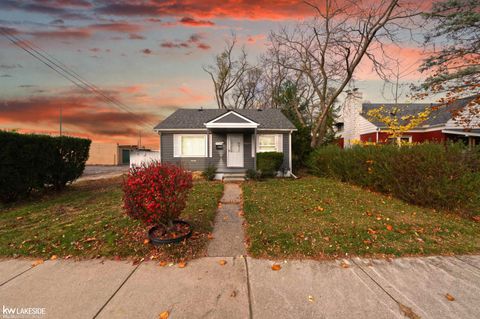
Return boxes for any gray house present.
[154,108,296,179]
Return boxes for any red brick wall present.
[360,130,446,144]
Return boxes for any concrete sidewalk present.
[1,255,479,319]
[207,183,246,257]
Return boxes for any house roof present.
[361,96,475,128]
[154,108,296,130]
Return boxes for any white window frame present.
[174,134,208,158]
[253,134,283,155]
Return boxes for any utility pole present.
[138,130,142,148]
[59,104,63,136]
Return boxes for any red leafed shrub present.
[123,162,193,227]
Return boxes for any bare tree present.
[232,66,262,109]
[268,0,419,147]
[203,35,250,109]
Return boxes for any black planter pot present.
[148,220,193,245]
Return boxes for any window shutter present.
[251,134,255,157]
[276,134,283,153]
[209,134,212,157]
[173,134,181,157]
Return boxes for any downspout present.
[289,130,298,179]
[376,128,380,144]
[253,128,257,171]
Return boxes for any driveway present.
[1,255,479,319]
[76,165,129,183]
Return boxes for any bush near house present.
[257,152,284,178]
[0,131,91,203]
[201,165,217,181]
[307,143,480,215]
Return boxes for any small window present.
[258,135,277,152]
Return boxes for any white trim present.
[205,110,258,125]
[205,123,259,129]
[155,128,208,132]
[257,128,297,132]
[173,134,208,158]
[442,129,480,137]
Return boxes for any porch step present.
[222,172,246,182]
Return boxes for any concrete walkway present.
[1,255,479,318]
[207,183,247,257]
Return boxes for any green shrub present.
[46,136,91,190]
[202,165,217,181]
[246,168,261,180]
[0,131,91,202]
[307,143,480,215]
[257,152,284,178]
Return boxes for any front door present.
[227,134,244,167]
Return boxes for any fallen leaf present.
[398,303,420,319]
[340,261,350,268]
[218,259,227,266]
[16,216,23,220]
[472,215,480,222]
[230,290,237,297]
[159,311,169,319]
[178,262,187,268]
[386,225,393,231]
[271,264,282,271]
[368,228,377,235]
[207,233,214,240]
[84,237,96,243]
[308,295,315,302]
[237,210,244,216]
[445,293,455,301]
[31,259,44,267]
[158,261,168,267]
[143,239,150,245]
[50,255,58,260]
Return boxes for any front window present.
[176,135,206,157]
[258,135,277,152]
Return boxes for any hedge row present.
[0,131,91,202]
[307,143,480,215]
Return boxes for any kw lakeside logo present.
[2,306,46,319]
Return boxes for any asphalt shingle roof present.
[154,108,296,130]
[361,97,475,127]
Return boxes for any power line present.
[0,27,156,131]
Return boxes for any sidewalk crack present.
[0,266,34,287]
[454,256,480,271]
[92,262,142,319]
[243,256,253,319]
[351,259,420,319]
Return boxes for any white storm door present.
[227,134,244,167]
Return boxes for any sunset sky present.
[0,0,431,148]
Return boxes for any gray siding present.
[160,133,208,171]
[160,131,291,172]
[214,113,250,123]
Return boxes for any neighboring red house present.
[338,95,480,148]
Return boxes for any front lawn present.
[243,177,480,259]
[0,177,223,261]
